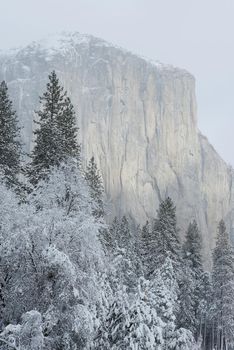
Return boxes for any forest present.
[0,72,233,350]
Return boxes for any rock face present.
[0,32,233,264]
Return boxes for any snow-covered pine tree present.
[132,224,144,279]
[101,228,115,255]
[177,259,197,333]
[154,197,181,277]
[153,257,179,326]
[153,258,179,349]
[57,95,81,161]
[122,277,164,350]
[29,71,80,185]
[102,217,120,254]
[183,220,203,273]
[85,156,105,219]
[84,156,111,258]
[140,220,151,276]
[212,220,234,350]
[141,218,160,279]
[153,257,197,350]
[102,216,131,256]
[92,269,114,350]
[140,199,181,280]
[118,216,132,251]
[112,216,137,292]
[198,271,213,350]
[180,220,204,337]
[0,81,22,188]
[94,284,129,350]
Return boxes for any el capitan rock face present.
[0,32,233,264]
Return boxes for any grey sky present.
[0,0,233,165]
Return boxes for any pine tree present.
[57,95,81,160]
[132,224,144,279]
[199,272,213,350]
[95,278,164,350]
[140,199,181,279]
[154,197,181,277]
[0,81,22,188]
[108,216,132,253]
[153,258,179,349]
[118,216,132,251]
[153,258,197,350]
[183,220,203,273]
[94,284,129,350]
[212,220,234,349]
[140,221,151,276]
[154,257,179,324]
[140,218,160,278]
[29,71,80,185]
[100,227,115,255]
[85,156,104,219]
[177,260,197,333]
[181,220,204,337]
[113,216,137,292]
[103,217,120,254]
[123,277,164,350]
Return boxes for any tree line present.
[0,72,233,349]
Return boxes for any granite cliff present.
[0,32,233,263]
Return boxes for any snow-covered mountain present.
[0,32,233,264]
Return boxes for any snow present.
[0,31,189,75]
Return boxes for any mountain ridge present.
[0,32,193,76]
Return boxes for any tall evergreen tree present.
[140,218,161,278]
[118,216,132,251]
[183,220,203,273]
[122,277,164,349]
[181,220,204,337]
[95,278,164,350]
[132,224,144,279]
[85,156,104,219]
[102,217,120,254]
[113,216,137,292]
[212,220,234,349]
[199,272,213,350]
[0,81,22,188]
[153,257,179,323]
[140,199,181,279]
[153,258,196,349]
[140,220,152,277]
[154,197,181,276]
[57,95,80,160]
[177,260,197,333]
[29,71,80,185]
[94,284,129,350]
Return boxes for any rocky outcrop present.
[0,32,233,264]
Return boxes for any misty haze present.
[0,1,233,350]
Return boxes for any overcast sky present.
[0,0,233,165]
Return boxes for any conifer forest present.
[0,72,233,350]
